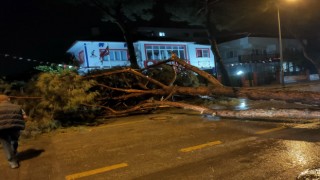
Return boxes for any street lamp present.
[277,0,298,87]
[277,5,284,86]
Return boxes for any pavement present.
[0,108,319,179]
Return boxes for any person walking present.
[0,95,26,169]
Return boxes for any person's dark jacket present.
[0,101,25,131]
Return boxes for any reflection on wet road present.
[206,96,320,111]
[284,141,309,165]
[253,122,320,179]
[234,98,249,110]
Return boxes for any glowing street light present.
[236,70,244,76]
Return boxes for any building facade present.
[218,36,317,86]
[67,40,215,74]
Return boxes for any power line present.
[0,52,76,68]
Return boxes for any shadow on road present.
[17,148,44,162]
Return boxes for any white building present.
[67,40,215,74]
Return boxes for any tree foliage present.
[34,69,99,125]
[0,77,13,94]
[164,0,234,86]
[167,0,319,35]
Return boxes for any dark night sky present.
[0,0,177,77]
[0,0,118,77]
[0,0,182,77]
[0,1,103,60]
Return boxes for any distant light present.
[159,32,166,37]
[236,70,244,76]
[235,98,248,110]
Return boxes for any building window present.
[251,48,265,55]
[196,48,210,58]
[145,44,186,60]
[227,51,233,58]
[159,32,166,37]
[100,49,128,61]
[226,50,237,58]
[78,51,84,65]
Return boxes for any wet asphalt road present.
[0,109,320,180]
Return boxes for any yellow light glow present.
[283,141,310,166]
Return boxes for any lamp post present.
[277,0,298,86]
[277,5,285,86]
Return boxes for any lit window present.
[145,44,186,60]
[196,48,210,58]
[159,32,166,37]
[100,49,128,61]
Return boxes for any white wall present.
[67,41,129,70]
[188,44,215,69]
[68,40,215,72]
[134,41,215,69]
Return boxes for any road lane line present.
[294,122,320,128]
[180,141,222,152]
[255,126,286,135]
[92,120,145,130]
[65,163,128,180]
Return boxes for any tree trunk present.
[207,37,231,86]
[101,100,320,121]
[288,31,320,76]
[89,0,141,69]
[154,100,320,120]
[113,21,140,69]
[124,32,140,69]
[130,86,320,106]
[216,109,320,121]
[184,86,320,106]
[91,62,320,106]
[205,0,231,86]
[90,56,320,120]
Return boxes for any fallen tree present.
[85,54,320,121]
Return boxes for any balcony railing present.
[238,54,280,63]
[238,50,304,63]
